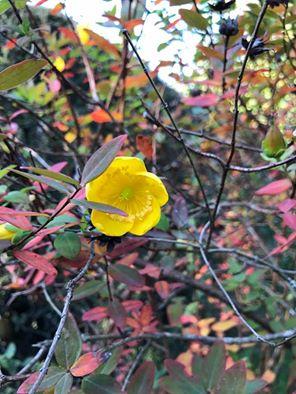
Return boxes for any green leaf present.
[11,169,73,194]
[109,264,145,288]
[25,166,80,187]
[39,367,67,391]
[0,59,47,91]
[170,0,192,4]
[244,379,267,394]
[262,128,286,158]
[96,348,121,375]
[73,280,104,301]
[55,316,82,369]
[191,354,203,377]
[156,213,170,231]
[54,373,73,394]
[200,342,226,391]
[81,135,127,185]
[179,9,208,30]
[0,0,27,15]
[215,361,246,394]
[3,191,27,204]
[82,373,121,394]
[127,361,155,394]
[71,198,127,217]
[0,165,16,179]
[54,232,81,260]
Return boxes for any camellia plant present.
[0,0,295,393]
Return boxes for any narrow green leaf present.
[71,198,127,216]
[54,373,73,394]
[55,316,82,369]
[179,9,208,30]
[81,135,127,185]
[25,166,80,187]
[0,165,16,179]
[54,232,81,260]
[73,280,104,301]
[11,169,73,194]
[82,373,121,394]
[0,59,48,91]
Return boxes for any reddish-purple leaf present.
[283,212,296,231]
[107,300,127,329]
[278,198,296,213]
[172,196,188,228]
[17,372,38,394]
[109,264,145,288]
[82,306,108,322]
[14,250,57,276]
[255,179,291,196]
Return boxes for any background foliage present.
[0,0,295,393]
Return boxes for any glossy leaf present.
[71,198,127,216]
[0,59,47,90]
[13,250,57,276]
[127,361,155,394]
[82,373,121,394]
[81,135,127,185]
[70,352,104,377]
[55,316,82,369]
[54,232,81,260]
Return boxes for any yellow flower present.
[0,223,15,241]
[86,157,168,236]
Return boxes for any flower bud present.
[0,223,16,241]
[219,18,239,36]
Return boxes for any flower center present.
[120,186,134,200]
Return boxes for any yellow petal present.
[90,210,133,237]
[0,223,15,240]
[111,156,147,173]
[136,172,168,206]
[130,197,161,236]
[85,156,146,203]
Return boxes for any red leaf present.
[283,213,296,231]
[90,109,122,123]
[255,179,292,196]
[124,19,144,31]
[0,207,32,230]
[35,0,49,5]
[13,250,57,276]
[183,93,219,107]
[17,372,38,394]
[70,352,102,377]
[108,238,148,258]
[82,306,108,322]
[155,281,170,299]
[136,135,153,160]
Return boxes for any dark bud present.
[95,234,122,253]
[267,0,288,8]
[219,18,239,36]
[209,0,236,12]
[241,37,269,59]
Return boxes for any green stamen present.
[120,186,133,200]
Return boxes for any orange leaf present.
[136,135,153,159]
[90,109,122,123]
[197,44,224,61]
[124,19,144,31]
[125,71,157,89]
[50,2,64,15]
[85,29,121,58]
[155,281,170,299]
[70,352,103,377]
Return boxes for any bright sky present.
[29,0,254,90]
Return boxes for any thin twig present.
[28,241,95,394]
